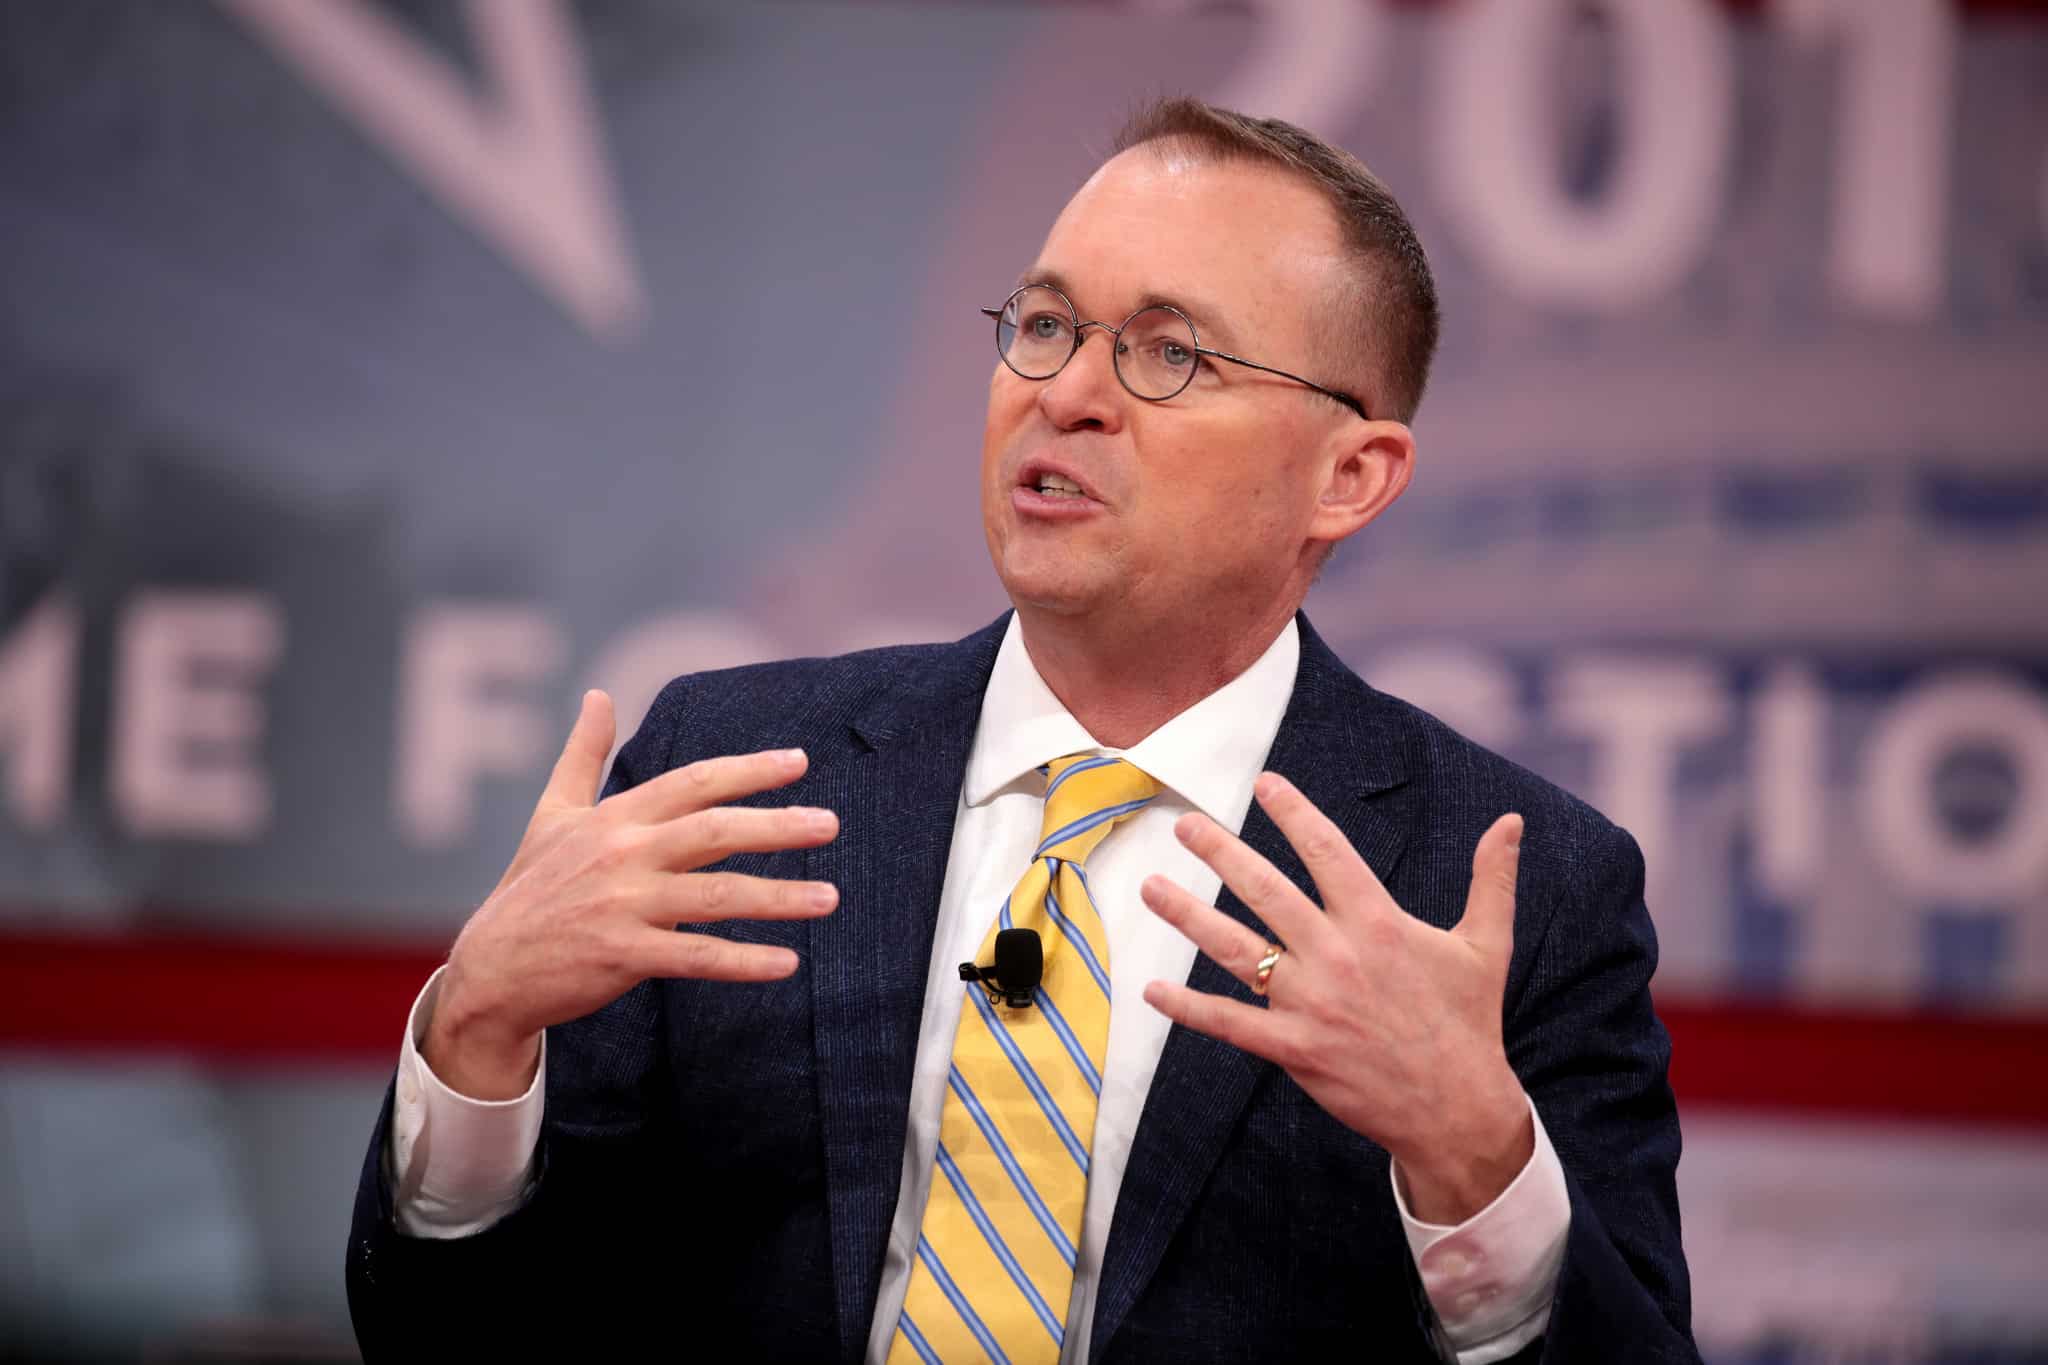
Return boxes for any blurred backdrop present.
[2,0,2046,1359]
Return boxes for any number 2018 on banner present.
[1421,0,2023,320]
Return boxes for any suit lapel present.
[809,617,1009,1364]
[1090,615,1417,1358]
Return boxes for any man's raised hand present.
[1139,775,1531,1225]
[423,690,840,1100]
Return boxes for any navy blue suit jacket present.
[348,614,1697,1362]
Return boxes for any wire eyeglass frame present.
[981,282,1372,421]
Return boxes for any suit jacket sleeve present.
[1485,820,1700,1364]
[344,697,683,1360]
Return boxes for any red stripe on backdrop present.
[1655,997,2046,1129]
[0,928,439,1066]
[0,927,2042,1128]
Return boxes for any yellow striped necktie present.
[889,754,1162,1365]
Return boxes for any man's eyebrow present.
[1133,289,1238,349]
[1013,268,1241,349]
[1014,265,1074,300]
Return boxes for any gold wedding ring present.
[1253,942,1284,996]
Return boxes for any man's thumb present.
[541,689,616,808]
[1452,812,1523,962]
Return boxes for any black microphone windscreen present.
[993,927,1043,993]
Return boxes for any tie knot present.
[1035,753,1161,867]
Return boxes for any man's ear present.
[1308,420,1415,545]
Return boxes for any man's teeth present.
[1035,473,1085,497]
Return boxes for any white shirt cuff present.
[1391,1095,1570,1363]
[386,963,546,1239]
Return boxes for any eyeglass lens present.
[995,285,1200,401]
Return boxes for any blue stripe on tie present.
[916,1234,1012,1365]
[935,1143,1065,1345]
[1031,986,1101,1095]
[1035,797,1155,859]
[896,1311,942,1365]
[1042,868,1112,999]
[967,986,1090,1172]
[1043,753,1118,801]
[948,1067,1076,1268]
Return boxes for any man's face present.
[981,149,1358,631]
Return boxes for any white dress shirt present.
[389,616,1570,1362]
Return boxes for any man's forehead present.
[1022,151,1342,351]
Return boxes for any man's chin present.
[995,564,1114,619]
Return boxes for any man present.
[348,99,1696,1362]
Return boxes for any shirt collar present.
[963,614,1302,823]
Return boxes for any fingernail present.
[781,748,806,764]
[807,808,838,835]
[809,884,838,910]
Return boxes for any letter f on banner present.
[217,0,647,341]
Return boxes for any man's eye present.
[1027,314,1068,339]
[1161,342,1192,367]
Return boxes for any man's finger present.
[647,803,839,871]
[1253,773,1398,932]
[1173,812,1337,955]
[610,747,811,825]
[652,871,839,925]
[1141,980,1295,1063]
[540,690,616,809]
[637,929,802,982]
[1450,813,1524,962]
[1140,875,1282,995]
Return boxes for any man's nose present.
[1037,326,1125,432]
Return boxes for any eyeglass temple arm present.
[1195,346,1370,421]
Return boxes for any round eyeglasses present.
[981,283,1371,420]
